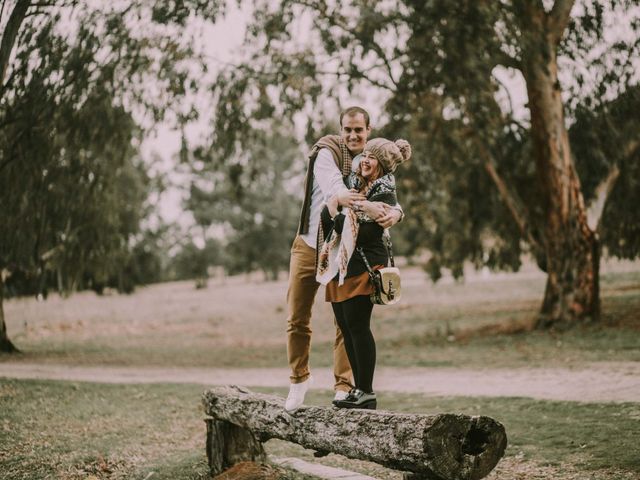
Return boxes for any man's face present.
[340,113,371,155]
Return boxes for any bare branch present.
[366,41,400,89]
[492,72,516,115]
[494,50,522,71]
[0,0,30,87]
[517,0,545,17]
[25,8,48,17]
[304,1,400,91]
[316,67,396,92]
[475,140,543,253]
[0,0,7,25]
[586,164,619,231]
[623,139,639,159]
[547,0,575,45]
[0,59,17,96]
[585,139,640,231]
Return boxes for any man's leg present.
[286,236,320,384]
[333,319,354,393]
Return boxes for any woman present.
[316,138,411,409]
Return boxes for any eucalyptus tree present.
[0,0,222,352]
[210,0,640,329]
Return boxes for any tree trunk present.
[0,274,19,353]
[206,416,266,475]
[538,201,600,329]
[521,8,599,329]
[203,386,507,480]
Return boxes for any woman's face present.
[360,151,382,181]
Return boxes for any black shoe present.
[334,389,377,410]
[332,388,357,407]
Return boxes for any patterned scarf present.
[316,172,396,285]
[339,140,352,176]
[315,138,355,261]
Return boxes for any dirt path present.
[1,361,639,402]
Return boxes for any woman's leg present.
[340,295,375,393]
[331,302,358,389]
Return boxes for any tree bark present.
[520,4,599,329]
[0,273,19,353]
[206,416,266,475]
[203,386,507,480]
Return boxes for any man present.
[285,106,402,411]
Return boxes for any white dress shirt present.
[300,148,356,248]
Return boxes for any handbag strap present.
[384,230,395,268]
[357,247,376,279]
[357,230,395,274]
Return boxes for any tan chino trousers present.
[286,235,353,391]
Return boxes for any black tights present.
[332,295,375,394]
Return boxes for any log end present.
[423,414,507,480]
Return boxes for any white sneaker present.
[333,390,349,401]
[285,376,312,412]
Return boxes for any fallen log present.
[203,385,507,480]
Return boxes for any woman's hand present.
[376,207,402,228]
[354,202,403,228]
[355,200,386,219]
[336,189,366,208]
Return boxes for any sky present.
[142,4,248,227]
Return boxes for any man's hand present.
[376,207,402,229]
[356,200,387,220]
[336,189,366,208]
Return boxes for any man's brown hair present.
[340,106,370,128]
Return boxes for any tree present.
[169,239,222,287]
[0,17,145,350]
[186,125,300,281]
[0,0,223,351]
[209,0,640,328]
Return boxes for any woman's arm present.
[326,195,340,218]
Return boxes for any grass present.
[0,379,208,480]
[1,261,639,479]
[273,387,640,477]
[3,264,639,369]
[1,379,638,480]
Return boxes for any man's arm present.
[314,149,364,207]
[377,205,403,229]
[356,202,403,228]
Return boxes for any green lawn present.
[1,380,638,480]
[1,264,638,479]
